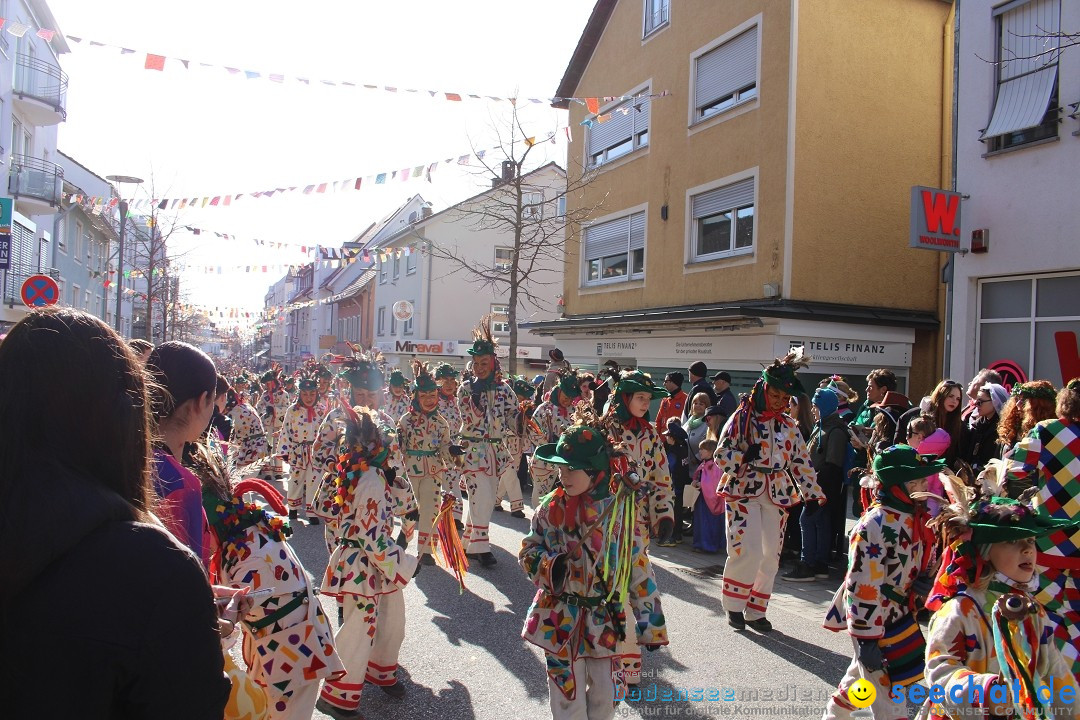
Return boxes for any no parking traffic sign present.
[21,274,59,308]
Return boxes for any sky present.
[46,0,596,324]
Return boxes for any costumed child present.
[318,403,419,720]
[278,370,323,523]
[189,443,344,720]
[456,317,519,567]
[230,373,269,473]
[530,371,584,508]
[604,369,673,685]
[398,360,459,566]
[434,362,466,526]
[521,405,668,720]
[316,361,335,419]
[691,438,725,553]
[717,350,825,633]
[822,445,938,720]
[383,369,412,422]
[914,478,1080,719]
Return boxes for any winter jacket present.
[959,413,1001,472]
[0,461,229,720]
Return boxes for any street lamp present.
[106,175,143,335]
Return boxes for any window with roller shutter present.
[691,25,759,124]
[581,210,646,287]
[689,176,755,263]
[585,87,650,168]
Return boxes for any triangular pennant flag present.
[586,97,599,114]
[445,93,462,102]
[35,28,54,41]
[144,54,166,71]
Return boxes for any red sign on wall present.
[910,186,964,252]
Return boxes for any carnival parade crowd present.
[4,307,1080,720]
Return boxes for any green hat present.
[412,371,437,394]
[615,370,669,400]
[468,338,496,357]
[233,375,250,386]
[557,373,583,399]
[260,369,280,384]
[534,424,610,472]
[873,445,947,488]
[316,364,333,380]
[512,377,536,399]
[297,377,318,391]
[339,360,384,391]
[434,363,460,380]
[968,496,1080,544]
[762,363,805,396]
[388,369,407,387]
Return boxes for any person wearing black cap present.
[543,347,572,395]
[593,359,620,414]
[684,361,718,421]
[711,371,738,419]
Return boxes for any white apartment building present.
[0,0,69,331]
[948,0,1080,388]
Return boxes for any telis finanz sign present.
[910,186,964,253]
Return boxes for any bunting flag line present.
[579,91,671,128]
[170,241,424,276]
[47,29,670,109]
[62,140,542,211]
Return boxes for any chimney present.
[421,204,433,219]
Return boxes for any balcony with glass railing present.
[8,154,64,215]
[13,53,68,125]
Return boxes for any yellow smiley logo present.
[847,678,876,709]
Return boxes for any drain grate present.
[675,563,725,579]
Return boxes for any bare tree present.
[418,104,607,375]
[978,28,1080,65]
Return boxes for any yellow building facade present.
[527,0,954,397]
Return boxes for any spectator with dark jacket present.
[665,417,692,544]
[711,371,738,420]
[783,388,849,581]
[683,361,718,420]
[0,308,230,720]
[592,360,619,414]
[960,382,1008,473]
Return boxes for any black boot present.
[288,510,298,521]
[727,610,745,630]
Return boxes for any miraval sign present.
[910,186,964,253]
[376,339,459,356]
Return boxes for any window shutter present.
[12,221,34,269]
[588,104,634,154]
[692,178,755,219]
[982,0,1060,139]
[583,215,631,259]
[695,27,758,110]
[629,212,646,251]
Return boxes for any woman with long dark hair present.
[896,380,964,466]
[0,309,228,719]
[146,341,219,566]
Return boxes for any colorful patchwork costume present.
[717,352,824,630]
[382,369,412,427]
[823,445,936,719]
[398,361,456,560]
[530,372,583,508]
[1006,413,1080,680]
[190,444,344,720]
[521,407,668,719]
[229,382,268,471]
[319,406,418,717]
[278,374,323,518]
[456,318,519,565]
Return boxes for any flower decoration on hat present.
[512,376,536,399]
[1010,381,1058,402]
[329,342,385,391]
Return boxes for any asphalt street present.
[271,503,861,720]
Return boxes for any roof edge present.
[552,0,618,109]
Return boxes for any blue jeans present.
[799,504,831,567]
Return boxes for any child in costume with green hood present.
[530,370,585,508]
[495,376,538,517]
[822,445,938,719]
[717,350,825,634]
[912,479,1080,719]
[398,360,458,565]
[383,368,412,423]
[604,369,674,686]
[521,405,668,720]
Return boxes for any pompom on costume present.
[913,479,1080,720]
[319,404,418,716]
[189,443,344,720]
[521,406,667,718]
[717,350,825,630]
